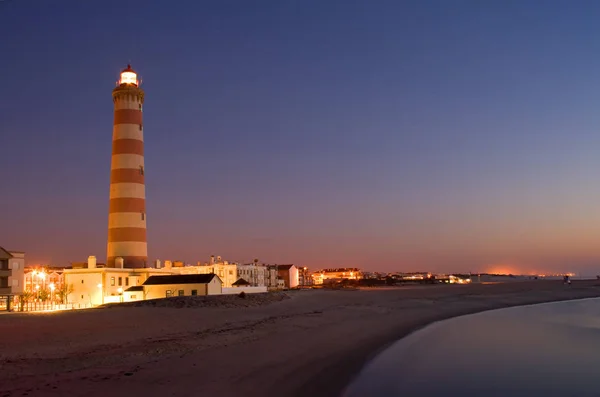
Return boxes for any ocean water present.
[343,298,600,397]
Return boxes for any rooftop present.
[143,274,219,286]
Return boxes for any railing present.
[11,302,95,312]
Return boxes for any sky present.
[1,0,600,275]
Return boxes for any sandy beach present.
[1,280,599,397]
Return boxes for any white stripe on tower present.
[107,64,147,269]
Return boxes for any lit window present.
[178,290,184,296]
[110,277,115,286]
[131,295,137,299]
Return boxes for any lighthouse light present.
[120,71,138,85]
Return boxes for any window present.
[140,166,144,176]
[141,212,145,221]
[81,295,84,299]
[229,270,233,275]
[166,290,173,298]
[125,278,129,286]
[178,290,184,296]
[191,290,198,296]
[81,280,84,284]
[139,124,143,131]
[110,277,115,286]
[131,295,137,299]
[118,277,122,286]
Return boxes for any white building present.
[0,247,25,305]
[64,256,169,306]
[237,263,267,287]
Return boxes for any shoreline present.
[1,281,599,397]
[335,294,600,397]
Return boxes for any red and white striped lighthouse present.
[107,64,147,268]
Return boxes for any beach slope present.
[1,280,599,397]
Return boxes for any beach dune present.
[1,280,599,397]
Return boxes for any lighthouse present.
[107,65,147,268]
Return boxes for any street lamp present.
[118,287,123,303]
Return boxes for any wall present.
[66,271,103,306]
[8,252,25,294]
[207,277,222,295]
[222,286,267,295]
[289,266,299,288]
[144,283,208,300]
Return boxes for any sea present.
[343,297,600,397]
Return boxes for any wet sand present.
[1,280,599,397]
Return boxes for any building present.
[297,266,311,287]
[0,247,25,310]
[107,64,148,269]
[237,263,267,287]
[64,256,167,306]
[277,264,299,289]
[131,274,222,300]
[24,266,66,294]
[312,268,361,285]
[159,256,238,288]
[265,265,279,288]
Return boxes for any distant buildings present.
[312,268,361,285]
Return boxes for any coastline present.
[1,280,599,397]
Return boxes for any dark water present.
[344,298,600,397]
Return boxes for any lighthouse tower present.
[107,65,147,268]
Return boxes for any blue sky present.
[1,0,600,274]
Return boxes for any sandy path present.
[1,280,599,397]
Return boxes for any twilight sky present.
[1,0,600,275]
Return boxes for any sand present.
[1,280,599,397]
